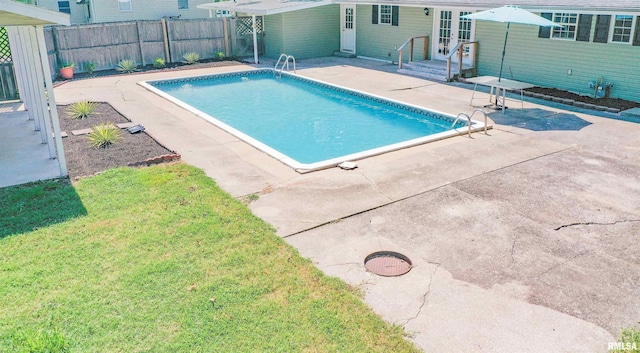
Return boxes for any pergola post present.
[252,14,258,64]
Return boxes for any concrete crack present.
[538,251,589,277]
[554,219,640,231]
[388,83,436,91]
[360,173,393,202]
[510,217,525,264]
[402,263,440,328]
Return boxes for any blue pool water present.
[144,70,470,169]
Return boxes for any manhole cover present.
[364,251,412,277]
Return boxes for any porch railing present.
[397,36,428,70]
[445,41,478,81]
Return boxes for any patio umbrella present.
[461,6,562,81]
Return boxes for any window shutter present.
[372,5,378,24]
[391,6,399,26]
[593,15,611,43]
[633,17,640,46]
[538,13,553,38]
[576,14,592,42]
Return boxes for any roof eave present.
[0,0,71,26]
[198,0,333,16]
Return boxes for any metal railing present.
[397,36,428,70]
[274,53,296,77]
[445,41,478,81]
[451,109,489,137]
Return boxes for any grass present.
[0,163,418,353]
[610,327,640,353]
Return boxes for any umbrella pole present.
[498,22,510,82]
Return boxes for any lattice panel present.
[235,17,263,35]
[0,27,12,64]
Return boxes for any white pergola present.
[197,0,331,64]
[1,0,70,180]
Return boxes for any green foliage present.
[83,61,96,74]
[87,123,122,148]
[10,325,70,353]
[610,328,640,353]
[153,57,166,69]
[115,59,138,74]
[182,52,200,65]
[59,62,74,69]
[214,50,226,60]
[67,100,98,119]
[0,165,420,353]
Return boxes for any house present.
[197,0,640,102]
[29,0,218,24]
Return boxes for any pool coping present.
[138,68,487,172]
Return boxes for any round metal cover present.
[364,251,412,277]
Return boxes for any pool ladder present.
[274,54,296,77]
[451,109,489,137]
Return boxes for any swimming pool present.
[140,69,484,171]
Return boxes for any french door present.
[433,9,475,64]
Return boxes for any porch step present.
[333,51,356,58]
[398,60,472,82]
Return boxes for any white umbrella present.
[461,5,562,81]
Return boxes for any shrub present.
[115,59,138,74]
[87,123,122,148]
[153,57,166,69]
[83,62,96,74]
[182,52,200,65]
[214,51,226,60]
[67,100,99,119]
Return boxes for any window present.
[178,0,189,10]
[379,5,392,25]
[118,0,132,12]
[57,1,70,13]
[611,15,634,43]
[552,13,578,39]
[371,5,398,26]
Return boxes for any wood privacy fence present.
[45,17,264,74]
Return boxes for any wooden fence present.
[44,17,264,75]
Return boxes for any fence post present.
[51,26,61,69]
[161,18,171,63]
[223,18,230,57]
[136,21,145,66]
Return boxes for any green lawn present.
[0,164,419,352]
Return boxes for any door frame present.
[432,8,476,64]
[340,4,356,53]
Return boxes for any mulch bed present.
[62,59,243,82]
[525,87,640,111]
[58,103,176,179]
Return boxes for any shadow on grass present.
[0,178,87,239]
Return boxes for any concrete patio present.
[0,102,63,188]
[53,57,640,353]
